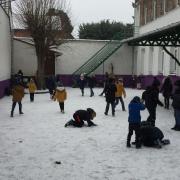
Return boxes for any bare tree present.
[14,0,73,89]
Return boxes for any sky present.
[69,0,134,38]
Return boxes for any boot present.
[127,141,131,148]
[127,134,131,147]
[136,137,142,149]
[136,142,141,149]
[154,139,162,149]
[64,119,74,127]
[10,111,13,117]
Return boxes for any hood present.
[56,86,65,91]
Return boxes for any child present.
[104,78,117,116]
[115,78,126,111]
[78,74,86,96]
[65,108,97,127]
[172,80,180,131]
[127,96,145,148]
[27,78,37,102]
[10,78,25,117]
[142,83,163,127]
[53,83,67,113]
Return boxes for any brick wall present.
[137,0,178,26]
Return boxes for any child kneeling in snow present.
[53,83,67,113]
[127,96,145,148]
[65,108,97,127]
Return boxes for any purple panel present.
[0,79,10,98]
[57,74,135,88]
[56,74,180,89]
[135,75,180,90]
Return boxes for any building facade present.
[133,0,180,87]
[0,5,12,98]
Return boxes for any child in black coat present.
[104,78,117,116]
[65,108,97,127]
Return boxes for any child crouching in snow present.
[65,108,97,127]
[127,96,145,148]
[53,84,67,113]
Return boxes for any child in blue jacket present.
[127,96,145,148]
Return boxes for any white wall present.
[56,40,133,75]
[13,39,133,77]
[13,39,37,76]
[0,7,11,81]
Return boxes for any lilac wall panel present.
[0,79,10,98]
[56,74,180,90]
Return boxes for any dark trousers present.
[105,101,115,115]
[115,96,125,111]
[90,87,94,97]
[164,97,170,109]
[147,106,156,126]
[11,101,22,115]
[59,102,64,111]
[72,114,84,127]
[80,88,84,96]
[127,123,141,146]
[30,93,34,102]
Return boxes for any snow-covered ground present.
[0,88,180,180]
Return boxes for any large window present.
[177,0,180,6]
[158,48,164,74]
[140,48,145,74]
[148,47,154,74]
[170,48,178,74]
[159,0,165,15]
[144,3,147,24]
[153,0,157,19]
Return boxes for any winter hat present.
[131,96,140,103]
[174,80,180,87]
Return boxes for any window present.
[140,48,145,74]
[153,0,157,19]
[158,49,164,74]
[148,47,154,74]
[160,0,165,15]
[177,0,180,6]
[144,3,147,24]
[170,48,177,74]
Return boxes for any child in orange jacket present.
[115,78,126,111]
[11,80,25,117]
[54,84,67,113]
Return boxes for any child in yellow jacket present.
[54,85,67,113]
[27,78,37,102]
[115,78,126,111]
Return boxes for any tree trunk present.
[36,54,46,89]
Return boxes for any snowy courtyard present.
[0,87,180,180]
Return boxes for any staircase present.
[72,40,123,76]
